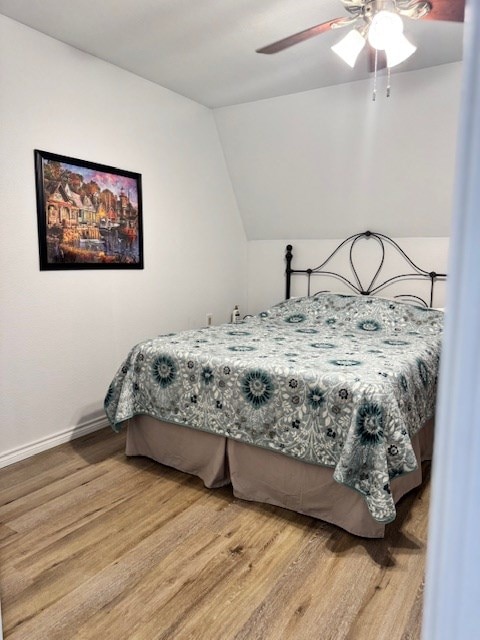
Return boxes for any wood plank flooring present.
[0,428,431,640]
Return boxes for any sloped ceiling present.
[0,0,464,108]
[214,62,462,240]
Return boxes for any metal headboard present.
[285,231,446,308]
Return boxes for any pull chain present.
[372,52,393,101]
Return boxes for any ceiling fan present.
[257,0,465,72]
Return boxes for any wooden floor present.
[0,428,431,640]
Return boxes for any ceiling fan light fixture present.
[331,29,366,68]
[367,10,404,50]
[384,33,417,67]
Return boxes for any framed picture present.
[34,150,143,270]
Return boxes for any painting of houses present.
[35,150,143,269]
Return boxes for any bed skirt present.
[124,415,434,538]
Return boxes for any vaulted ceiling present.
[0,0,464,108]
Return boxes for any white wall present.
[423,1,480,634]
[0,16,247,463]
[214,63,462,240]
[247,237,449,314]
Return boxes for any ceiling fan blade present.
[256,17,350,54]
[423,0,465,22]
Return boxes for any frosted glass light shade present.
[331,29,366,68]
[385,33,417,67]
[368,11,403,50]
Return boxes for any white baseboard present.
[0,416,110,469]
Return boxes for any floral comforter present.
[104,294,443,523]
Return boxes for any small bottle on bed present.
[232,305,240,323]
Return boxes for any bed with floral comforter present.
[104,294,443,523]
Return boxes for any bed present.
[104,231,445,538]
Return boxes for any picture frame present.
[34,149,143,270]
